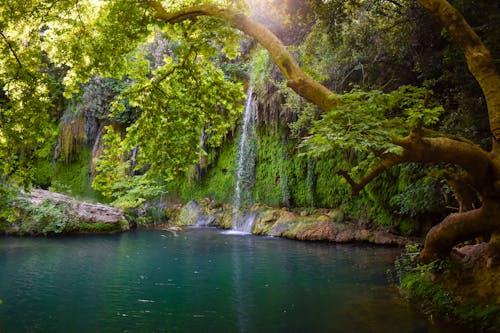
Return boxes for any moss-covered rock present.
[208,203,408,245]
[5,189,129,235]
[260,209,407,245]
[175,201,205,226]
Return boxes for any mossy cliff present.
[166,128,445,237]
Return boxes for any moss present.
[401,273,500,332]
[165,127,444,236]
[6,194,128,235]
[77,221,123,233]
[33,147,105,202]
[254,132,288,206]
[394,246,500,332]
[166,137,237,203]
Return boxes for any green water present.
[0,228,467,332]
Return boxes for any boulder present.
[22,189,129,234]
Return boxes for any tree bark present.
[420,200,500,262]
[416,0,500,144]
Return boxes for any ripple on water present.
[0,229,476,333]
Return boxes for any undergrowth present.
[391,245,500,332]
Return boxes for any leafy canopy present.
[299,86,444,157]
[0,0,247,189]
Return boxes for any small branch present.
[337,154,404,195]
[336,170,360,194]
[0,30,23,68]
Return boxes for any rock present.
[296,220,337,241]
[269,223,291,237]
[256,209,280,224]
[176,201,205,226]
[27,189,129,233]
[198,200,409,246]
[328,210,345,222]
[437,243,500,308]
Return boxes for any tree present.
[143,0,499,262]
[1,0,245,186]
[0,0,498,262]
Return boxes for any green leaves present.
[300,85,444,159]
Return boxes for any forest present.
[0,0,499,332]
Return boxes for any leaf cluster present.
[300,86,444,158]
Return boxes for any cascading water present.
[230,86,257,234]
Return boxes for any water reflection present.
[0,229,473,332]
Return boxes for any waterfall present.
[129,146,139,176]
[230,86,257,234]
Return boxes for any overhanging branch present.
[338,132,492,195]
[417,0,500,142]
[144,1,340,112]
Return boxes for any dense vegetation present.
[0,0,497,248]
[0,1,499,329]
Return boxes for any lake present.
[0,228,467,332]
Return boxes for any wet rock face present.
[165,199,408,246]
[175,201,207,226]
[28,189,129,232]
[257,210,407,245]
[207,203,409,246]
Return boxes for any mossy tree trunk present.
[145,0,500,262]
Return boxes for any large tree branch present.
[420,200,500,263]
[144,1,340,112]
[394,135,492,189]
[416,0,500,143]
[146,1,500,146]
[339,134,492,195]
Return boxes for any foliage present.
[392,245,500,332]
[109,176,167,210]
[2,194,127,235]
[300,86,444,158]
[0,0,248,190]
[113,26,244,181]
[0,181,20,230]
[166,137,237,203]
[390,164,444,217]
[92,126,166,209]
[254,132,291,206]
[248,46,271,88]
[32,145,103,201]
[12,198,73,235]
[305,0,498,148]
[167,127,444,235]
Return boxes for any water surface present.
[0,229,467,332]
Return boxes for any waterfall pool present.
[0,228,470,332]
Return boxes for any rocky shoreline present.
[169,199,411,246]
[4,191,412,247]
